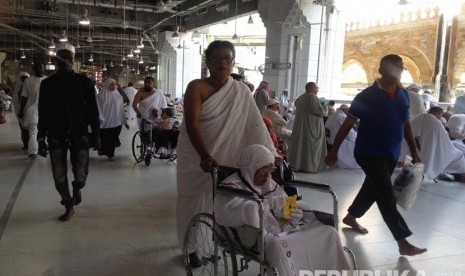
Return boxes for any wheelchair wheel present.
[132,131,145,163]
[184,213,238,276]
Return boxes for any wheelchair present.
[183,166,357,276]
[131,119,177,166]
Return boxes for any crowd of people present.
[6,39,465,273]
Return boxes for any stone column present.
[258,0,345,102]
[157,32,202,99]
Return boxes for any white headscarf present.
[237,144,275,193]
[96,78,125,128]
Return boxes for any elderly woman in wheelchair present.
[213,145,351,275]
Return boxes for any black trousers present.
[100,125,122,158]
[348,155,412,241]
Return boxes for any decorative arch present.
[341,59,369,85]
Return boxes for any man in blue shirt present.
[325,54,427,256]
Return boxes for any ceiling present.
[0,0,258,68]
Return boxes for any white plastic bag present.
[393,162,424,211]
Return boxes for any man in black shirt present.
[38,47,100,221]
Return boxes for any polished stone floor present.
[0,111,464,276]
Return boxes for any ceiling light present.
[122,55,126,61]
[88,54,93,62]
[20,51,26,59]
[398,0,408,4]
[177,43,182,49]
[127,49,134,58]
[121,20,129,29]
[232,33,238,39]
[48,50,55,56]
[155,49,160,55]
[48,39,56,49]
[138,57,144,64]
[133,48,141,54]
[137,37,144,49]
[110,61,114,67]
[79,9,90,25]
[248,15,254,24]
[103,65,107,71]
[47,58,52,64]
[75,43,81,49]
[59,30,68,42]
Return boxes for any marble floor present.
[0,111,464,276]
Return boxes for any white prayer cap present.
[267,98,279,106]
[237,145,275,189]
[406,83,421,91]
[56,43,75,55]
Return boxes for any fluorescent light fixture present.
[79,9,90,25]
[248,15,254,24]
[48,39,56,49]
[59,30,68,42]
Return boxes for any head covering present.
[255,80,269,94]
[267,98,279,106]
[406,83,421,91]
[96,78,125,128]
[237,144,275,191]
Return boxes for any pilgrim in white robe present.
[176,77,276,250]
[262,108,292,140]
[407,113,465,180]
[447,114,465,140]
[325,110,360,170]
[124,86,138,120]
[21,75,46,155]
[214,145,350,275]
[96,79,127,158]
[407,90,425,119]
[135,89,167,129]
[288,93,327,172]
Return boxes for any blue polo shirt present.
[348,81,410,161]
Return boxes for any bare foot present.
[342,214,368,234]
[398,239,427,256]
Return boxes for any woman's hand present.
[200,155,218,173]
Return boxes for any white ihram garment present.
[214,145,350,276]
[325,110,360,169]
[124,86,137,120]
[447,114,465,140]
[21,75,46,155]
[407,113,465,180]
[176,77,276,250]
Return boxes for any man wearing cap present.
[38,44,100,221]
[406,83,425,119]
[288,82,328,173]
[262,98,292,140]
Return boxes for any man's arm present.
[404,120,421,163]
[184,81,218,172]
[133,91,142,118]
[85,80,100,136]
[325,116,357,166]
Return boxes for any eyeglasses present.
[208,55,234,63]
[257,165,277,176]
